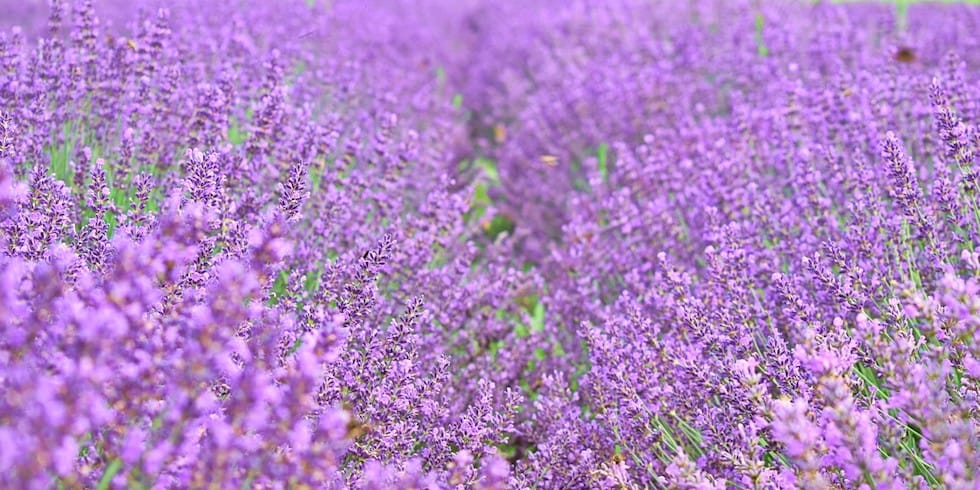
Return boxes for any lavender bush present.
[1,0,979,488]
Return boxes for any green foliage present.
[754,13,770,57]
[597,142,609,182]
[96,459,123,490]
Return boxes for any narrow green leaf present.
[97,459,123,490]
[531,301,545,333]
[597,142,609,181]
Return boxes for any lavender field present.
[1,0,979,488]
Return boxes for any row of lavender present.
[0,0,522,487]
[458,2,980,487]
[1,0,978,488]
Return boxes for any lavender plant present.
[2,0,980,489]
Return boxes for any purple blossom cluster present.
[2,0,980,488]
